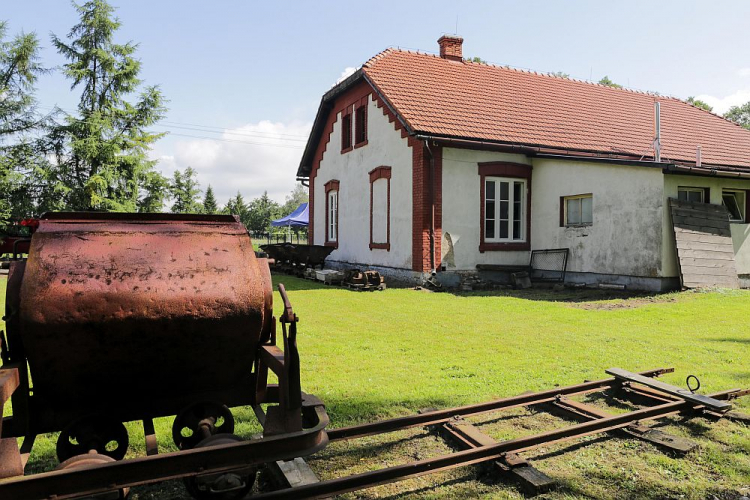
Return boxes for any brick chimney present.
[438,35,463,61]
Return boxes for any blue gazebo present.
[271,203,308,228]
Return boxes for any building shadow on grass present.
[443,286,673,305]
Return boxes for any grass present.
[2,274,749,499]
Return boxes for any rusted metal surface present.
[11,212,272,424]
[254,387,745,500]
[0,402,329,500]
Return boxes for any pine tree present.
[224,191,250,227]
[0,22,48,224]
[169,167,202,213]
[203,185,218,214]
[48,0,167,211]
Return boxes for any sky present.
[5,0,750,205]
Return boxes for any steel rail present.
[327,368,672,441]
[255,388,744,500]
[0,407,329,500]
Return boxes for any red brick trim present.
[324,179,340,248]
[411,142,442,272]
[369,166,392,251]
[308,81,375,243]
[478,162,532,252]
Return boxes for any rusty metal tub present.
[8,212,272,428]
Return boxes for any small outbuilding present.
[296,35,750,290]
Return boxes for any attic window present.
[341,113,352,152]
[355,105,367,146]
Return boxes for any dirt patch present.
[571,295,678,310]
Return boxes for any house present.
[296,35,750,291]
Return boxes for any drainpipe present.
[424,140,436,274]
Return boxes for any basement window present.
[564,194,593,226]
[341,113,352,152]
[355,105,367,146]
[722,190,745,222]
[678,187,707,203]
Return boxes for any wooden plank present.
[670,200,739,289]
[551,398,698,454]
[675,249,736,260]
[680,264,738,275]
[605,368,732,412]
[438,419,555,495]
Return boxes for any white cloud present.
[335,66,357,85]
[694,88,750,115]
[738,68,750,78]
[151,120,312,207]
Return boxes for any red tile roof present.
[362,49,750,169]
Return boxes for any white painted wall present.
[662,174,750,276]
[441,149,532,269]
[531,159,665,277]
[313,95,413,268]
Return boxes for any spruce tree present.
[0,22,48,224]
[49,0,167,211]
[169,167,202,213]
[224,191,250,227]
[203,185,218,214]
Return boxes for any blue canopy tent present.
[271,203,308,228]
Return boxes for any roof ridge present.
[681,98,750,133]
[380,47,665,97]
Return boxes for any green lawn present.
[1,274,749,499]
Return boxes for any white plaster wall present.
[531,159,665,277]
[662,175,750,276]
[441,149,532,270]
[313,95,413,268]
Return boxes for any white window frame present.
[722,189,745,223]
[327,190,338,241]
[483,176,526,242]
[564,194,593,227]
[677,187,705,203]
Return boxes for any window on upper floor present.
[355,105,367,146]
[678,187,707,203]
[722,190,745,222]
[484,177,526,241]
[563,194,593,227]
[341,113,352,151]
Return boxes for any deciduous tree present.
[598,76,622,89]
[247,191,280,233]
[725,102,750,129]
[687,96,713,112]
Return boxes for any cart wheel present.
[172,401,235,450]
[183,434,256,500]
[56,416,129,462]
[56,453,130,499]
